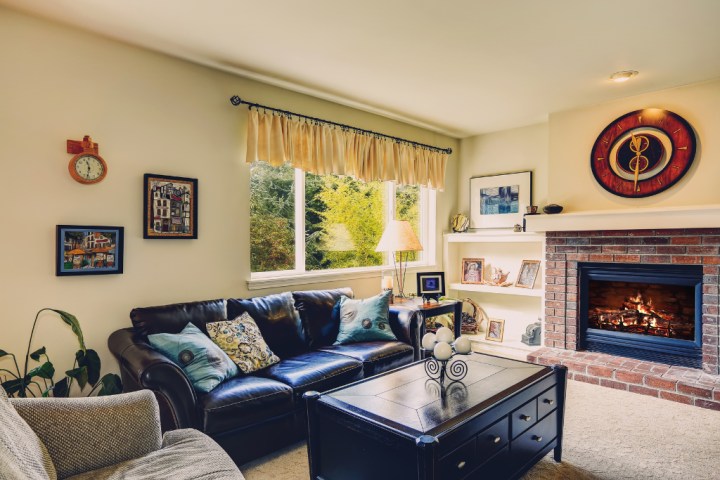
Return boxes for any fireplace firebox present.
[579,262,703,368]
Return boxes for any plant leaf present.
[52,378,69,397]
[0,349,8,357]
[29,347,46,361]
[76,349,101,386]
[1,378,25,396]
[49,309,86,352]
[27,361,55,380]
[66,366,89,390]
[97,374,123,396]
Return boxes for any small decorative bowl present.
[543,204,564,214]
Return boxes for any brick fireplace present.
[528,227,720,410]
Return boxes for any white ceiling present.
[3,0,720,137]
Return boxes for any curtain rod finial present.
[230,95,242,106]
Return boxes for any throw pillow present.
[206,313,281,374]
[0,387,58,480]
[334,290,397,345]
[147,322,239,393]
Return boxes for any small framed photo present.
[56,225,124,276]
[461,258,485,284]
[417,272,445,302]
[144,173,198,239]
[485,318,505,342]
[470,171,532,229]
[515,260,541,289]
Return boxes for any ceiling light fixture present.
[610,70,639,83]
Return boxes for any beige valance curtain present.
[245,109,448,190]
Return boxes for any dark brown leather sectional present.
[108,288,422,465]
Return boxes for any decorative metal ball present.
[451,213,469,233]
[435,326,455,344]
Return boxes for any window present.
[250,162,435,278]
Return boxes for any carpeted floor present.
[241,380,720,479]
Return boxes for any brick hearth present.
[529,228,720,409]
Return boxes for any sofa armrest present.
[389,308,423,361]
[108,328,199,431]
[11,390,162,479]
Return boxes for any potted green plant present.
[0,308,122,397]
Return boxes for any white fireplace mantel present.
[525,204,720,232]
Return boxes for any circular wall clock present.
[590,108,696,198]
[67,135,107,184]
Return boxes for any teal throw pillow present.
[334,290,397,345]
[148,322,239,393]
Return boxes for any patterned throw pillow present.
[147,322,239,393]
[206,313,281,374]
[334,290,397,345]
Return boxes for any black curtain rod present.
[230,95,452,155]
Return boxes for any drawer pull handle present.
[533,435,543,443]
[492,435,501,444]
[457,461,466,470]
[520,414,532,422]
[543,399,555,405]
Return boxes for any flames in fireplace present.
[588,283,695,341]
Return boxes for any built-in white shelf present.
[466,334,537,361]
[449,283,543,297]
[444,232,544,244]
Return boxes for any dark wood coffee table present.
[305,353,567,480]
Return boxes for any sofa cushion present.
[227,292,308,358]
[334,291,397,345]
[198,376,294,435]
[66,429,243,480]
[131,299,227,337]
[318,341,415,377]
[292,288,353,348]
[206,313,280,374]
[257,351,363,400]
[0,387,57,480]
[148,323,239,393]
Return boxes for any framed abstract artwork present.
[144,173,198,239]
[416,272,445,302]
[469,171,532,229]
[56,225,124,276]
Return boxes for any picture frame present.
[56,225,124,276]
[485,318,505,342]
[416,272,445,302]
[144,173,198,239]
[469,171,532,229]
[461,258,485,284]
[515,259,541,289]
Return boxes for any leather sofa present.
[108,288,421,465]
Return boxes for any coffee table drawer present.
[511,398,538,438]
[538,386,558,419]
[513,410,557,466]
[439,437,475,480]
[476,417,509,465]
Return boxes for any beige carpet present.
[241,380,720,479]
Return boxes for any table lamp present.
[375,220,423,300]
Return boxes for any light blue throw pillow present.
[148,322,239,393]
[334,290,397,345]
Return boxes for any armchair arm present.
[108,328,199,431]
[11,390,162,479]
[389,308,423,361]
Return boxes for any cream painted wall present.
[548,79,720,211]
[0,7,458,381]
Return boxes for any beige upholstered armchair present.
[0,387,244,479]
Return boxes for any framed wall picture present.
[144,173,198,239]
[56,225,124,276]
[416,272,445,302]
[516,259,541,289]
[461,258,485,284]
[485,318,505,342]
[469,171,532,229]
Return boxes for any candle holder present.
[424,351,469,392]
[421,327,472,396]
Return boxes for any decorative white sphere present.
[421,332,437,350]
[435,327,455,344]
[433,341,453,361]
[454,336,471,354]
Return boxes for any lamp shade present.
[375,220,423,253]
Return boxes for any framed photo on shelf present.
[416,272,445,302]
[515,259,541,289]
[144,173,198,239]
[485,318,505,342]
[469,171,532,229]
[56,225,124,276]
[461,258,485,284]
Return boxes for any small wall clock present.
[67,135,107,184]
[590,108,696,198]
